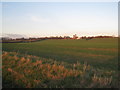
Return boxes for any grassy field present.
[2,38,118,71]
[2,38,118,88]
[2,51,118,88]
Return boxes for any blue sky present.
[2,2,118,38]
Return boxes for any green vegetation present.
[2,38,118,71]
[2,38,118,88]
[2,51,118,88]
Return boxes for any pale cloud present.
[2,33,28,39]
[31,16,50,23]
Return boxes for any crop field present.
[2,38,118,88]
[2,38,118,70]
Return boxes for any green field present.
[2,38,119,88]
[2,38,118,71]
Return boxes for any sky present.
[2,2,118,38]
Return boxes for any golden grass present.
[2,51,117,88]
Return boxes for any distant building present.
[73,34,78,39]
[77,37,81,39]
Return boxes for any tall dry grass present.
[2,51,118,88]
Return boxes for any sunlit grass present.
[2,51,118,88]
[2,38,118,71]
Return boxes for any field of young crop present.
[2,38,118,88]
[2,51,118,88]
[2,38,118,71]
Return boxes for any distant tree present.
[64,36,70,39]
